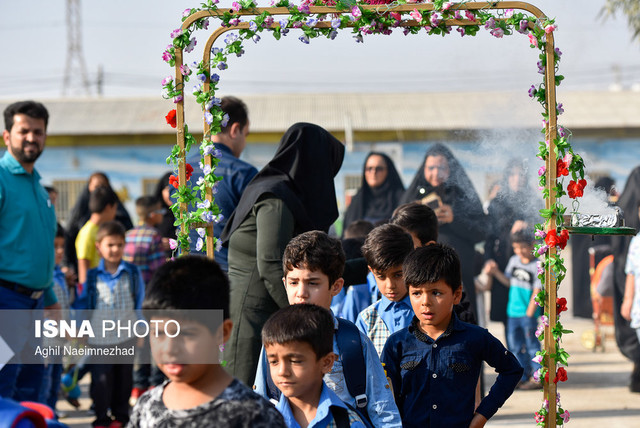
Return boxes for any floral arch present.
[162,1,587,426]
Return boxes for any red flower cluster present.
[567,179,587,199]
[168,164,193,189]
[165,109,177,128]
[553,367,568,384]
[557,297,568,313]
[185,163,193,181]
[544,229,569,250]
[169,175,179,189]
[557,159,569,177]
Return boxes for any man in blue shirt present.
[187,96,257,270]
[381,245,522,428]
[0,101,58,400]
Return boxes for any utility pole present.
[62,0,91,96]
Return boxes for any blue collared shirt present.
[187,143,257,270]
[276,382,365,428]
[336,283,371,323]
[356,294,413,334]
[381,314,523,427]
[0,151,57,305]
[255,315,402,427]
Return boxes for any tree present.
[602,0,640,42]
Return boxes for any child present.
[75,186,118,285]
[486,229,542,389]
[124,196,167,403]
[73,221,144,427]
[381,244,522,428]
[355,224,415,356]
[128,256,286,427]
[263,304,365,427]
[253,230,401,427]
[389,202,438,247]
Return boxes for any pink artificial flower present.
[454,10,462,20]
[491,28,505,38]
[410,9,422,21]
[457,27,466,37]
[563,152,573,167]
[430,12,442,27]
[560,410,570,423]
[538,166,546,176]
[504,9,514,18]
[180,64,191,76]
[351,6,362,19]
[162,51,173,63]
[232,2,241,12]
[442,2,453,11]
[464,10,476,22]
[182,8,191,17]
[532,369,542,382]
[170,28,183,38]
[545,24,557,34]
[169,239,178,250]
[534,412,545,423]
[542,399,549,411]
[535,325,544,338]
[537,261,544,276]
[173,94,184,103]
[161,76,173,86]
[528,32,538,47]
[540,315,549,326]
[532,354,544,364]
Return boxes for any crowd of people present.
[1,98,640,428]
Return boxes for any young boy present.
[253,230,401,427]
[124,195,167,403]
[389,202,438,247]
[355,224,415,356]
[381,244,522,428]
[486,229,542,389]
[263,304,365,428]
[73,221,144,427]
[128,256,286,428]
[75,186,118,285]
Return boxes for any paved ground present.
[56,315,639,427]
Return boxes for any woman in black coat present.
[342,152,404,234]
[401,144,487,318]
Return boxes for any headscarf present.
[221,123,345,241]
[612,166,640,360]
[153,171,177,240]
[342,152,405,232]
[401,143,482,210]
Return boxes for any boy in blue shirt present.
[253,230,401,427]
[381,244,522,428]
[486,229,542,390]
[263,304,365,428]
[356,224,415,356]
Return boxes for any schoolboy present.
[356,224,415,356]
[128,256,285,428]
[389,202,438,247]
[263,304,365,428]
[124,195,167,403]
[73,221,144,427]
[486,229,542,390]
[253,230,402,427]
[75,185,118,285]
[381,244,522,428]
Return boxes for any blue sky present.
[0,0,638,99]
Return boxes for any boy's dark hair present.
[361,223,413,272]
[262,303,334,360]
[220,96,249,134]
[403,244,461,292]
[56,222,65,239]
[135,195,160,219]
[143,256,230,320]
[4,100,49,131]
[390,202,438,245]
[283,231,345,285]
[96,220,126,243]
[510,228,535,246]
[88,186,118,214]
[343,220,374,240]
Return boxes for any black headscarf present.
[342,152,405,233]
[612,166,640,361]
[221,123,344,241]
[153,171,177,241]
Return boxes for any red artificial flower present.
[557,297,568,313]
[556,159,569,177]
[165,109,177,128]
[185,163,193,181]
[553,367,568,384]
[544,228,570,250]
[169,174,179,189]
[567,179,587,199]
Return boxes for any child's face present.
[148,203,164,226]
[152,317,232,385]
[284,266,343,309]
[105,203,118,221]
[409,279,462,337]
[370,265,407,302]
[265,341,334,402]
[512,242,534,264]
[96,234,125,265]
[54,237,64,265]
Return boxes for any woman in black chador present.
[342,151,405,233]
[401,144,487,318]
[221,122,344,386]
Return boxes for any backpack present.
[265,317,374,427]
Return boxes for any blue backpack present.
[265,317,373,427]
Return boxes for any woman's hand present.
[436,203,454,224]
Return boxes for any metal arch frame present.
[173,3,560,425]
